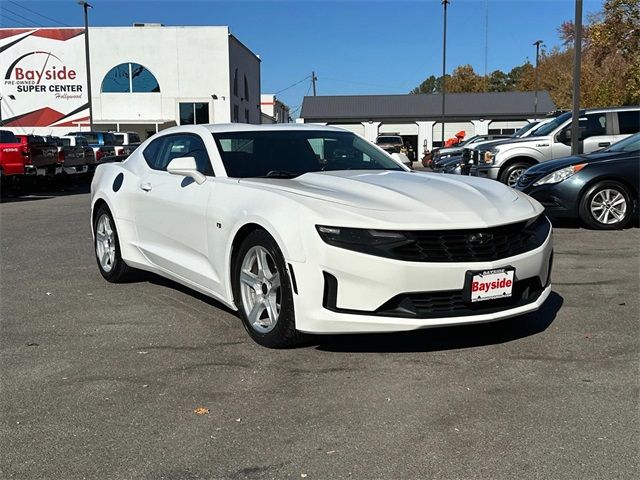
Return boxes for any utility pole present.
[533,40,543,120]
[441,0,449,146]
[311,71,317,96]
[79,1,94,131]
[570,0,583,155]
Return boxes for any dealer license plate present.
[464,268,515,303]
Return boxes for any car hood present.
[476,137,545,151]
[238,170,542,228]
[525,150,634,175]
[435,146,464,155]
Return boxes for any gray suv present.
[471,106,640,186]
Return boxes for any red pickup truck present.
[15,134,60,177]
[1,129,35,182]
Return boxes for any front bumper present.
[516,183,578,219]
[290,228,554,333]
[471,164,500,180]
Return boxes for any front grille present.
[322,272,547,319]
[391,215,550,262]
[375,277,544,318]
[517,172,542,188]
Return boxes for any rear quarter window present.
[618,110,640,135]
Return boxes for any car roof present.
[187,123,352,134]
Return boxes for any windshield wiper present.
[261,170,301,179]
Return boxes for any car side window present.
[617,111,640,135]
[583,113,607,138]
[143,138,163,169]
[144,134,214,175]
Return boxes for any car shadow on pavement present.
[313,291,564,353]
[144,273,238,316]
[1,180,90,203]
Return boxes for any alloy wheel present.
[239,246,281,333]
[590,188,627,225]
[95,214,116,273]
[507,168,525,187]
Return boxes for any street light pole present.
[533,40,543,120]
[441,0,449,147]
[79,1,93,131]
[570,0,583,155]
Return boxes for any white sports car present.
[90,124,553,347]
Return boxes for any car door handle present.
[140,182,152,192]
[598,142,610,147]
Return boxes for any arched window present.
[244,74,249,101]
[233,68,238,96]
[101,63,160,93]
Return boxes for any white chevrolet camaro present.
[90,124,553,347]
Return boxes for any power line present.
[3,7,43,27]
[0,14,33,28]
[274,75,311,95]
[7,0,72,27]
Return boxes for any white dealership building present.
[0,25,261,139]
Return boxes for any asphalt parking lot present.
[1,183,638,480]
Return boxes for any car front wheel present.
[500,162,531,187]
[93,205,135,282]
[579,181,633,230]
[232,230,304,348]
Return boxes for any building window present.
[233,105,239,123]
[101,63,160,93]
[233,68,238,97]
[244,108,249,123]
[244,74,249,101]
[179,103,209,125]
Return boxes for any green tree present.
[409,75,442,94]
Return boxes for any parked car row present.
[430,106,640,230]
[0,129,139,192]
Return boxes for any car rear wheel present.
[499,162,531,187]
[93,205,135,282]
[579,181,633,230]
[232,230,304,348]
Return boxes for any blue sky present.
[1,0,603,115]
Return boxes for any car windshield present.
[532,112,572,136]
[513,122,539,137]
[213,130,405,178]
[376,136,403,145]
[604,133,640,153]
[455,136,479,147]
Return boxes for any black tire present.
[578,180,634,230]
[93,204,135,282]
[232,229,304,348]
[499,161,532,187]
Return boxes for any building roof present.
[300,91,556,121]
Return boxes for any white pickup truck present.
[471,106,640,186]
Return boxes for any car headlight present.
[316,226,409,255]
[533,163,586,186]
[483,147,500,164]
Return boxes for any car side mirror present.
[167,156,206,185]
